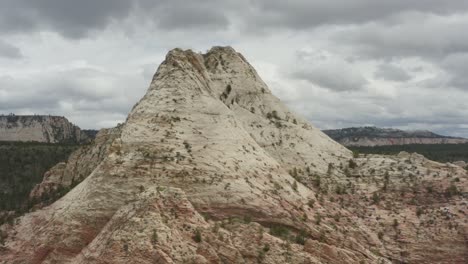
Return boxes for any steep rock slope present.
[0,47,372,264]
[1,47,466,264]
[323,127,468,146]
[0,115,92,144]
[202,47,349,172]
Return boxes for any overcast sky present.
[1,1,467,137]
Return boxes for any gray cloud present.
[322,11,468,92]
[330,13,468,60]
[1,1,467,42]
[291,86,468,138]
[0,40,22,59]
[0,66,147,128]
[246,1,468,31]
[414,52,468,90]
[0,0,234,38]
[0,0,133,38]
[374,64,411,82]
[440,53,468,89]
[289,50,368,91]
[141,0,233,30]
[0,1,467,137]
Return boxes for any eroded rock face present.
[0,115,91,144]
[0,47,466,264]
[304,152,468,264]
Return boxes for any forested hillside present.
[0,141,78,214]
[350,143,468,163]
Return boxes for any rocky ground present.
[290,151,467,263]
[0,47,466,264]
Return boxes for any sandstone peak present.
[1,47,353,263]
[1,47,466,264]
[152,46,269,95]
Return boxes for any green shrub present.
[353,150,359,158]
[292,181,298,191]
[193,229,202,243]
[349,143,468,163]
[377,231,384,240]
[313,175,321,187]
[445,184,459,197]
[151,229,158,244]
[294,231,307,245]
[416,207,423,217]
[371,192,381,204]
[269,225,290,239]
[315,214,322,225]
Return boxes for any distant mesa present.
[323,126,468,146]
[0,114,97,144]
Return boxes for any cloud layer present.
[0,0,467,137]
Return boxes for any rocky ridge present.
[323,126,468,146]
[0,115,92,144]
[0,47,466,264]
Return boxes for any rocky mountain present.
[0,115,93,144]
[323,126,468,146]
[0,47,466,264]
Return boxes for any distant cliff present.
[0,115,93,144]
[323,126,468,146]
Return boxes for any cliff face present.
[0,115,91,144]
[323,127,468,146]
[0,47,466,264]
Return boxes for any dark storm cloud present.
[246,0,468,30]
[0,40,22,59]
[0,0,233,38]
[0,0,133,38]
[374,64,411,82]
[1,0,467,39]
